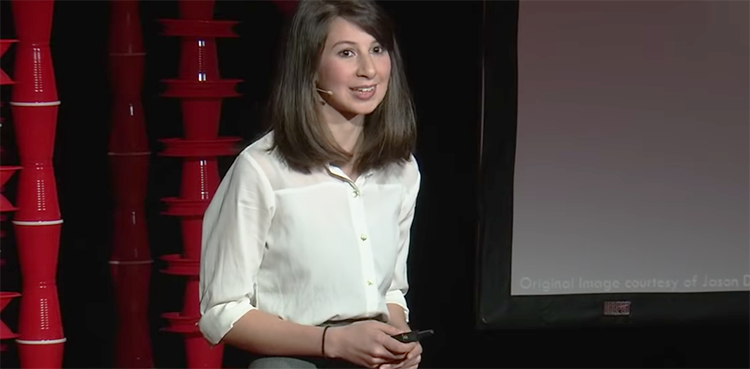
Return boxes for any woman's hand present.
[379,342,422,369]
[325,321,417,369]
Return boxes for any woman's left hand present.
[379,342,422,369]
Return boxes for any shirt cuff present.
[198,297,257,345]
[385,290,410,323]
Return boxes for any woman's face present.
[316,17,391,118]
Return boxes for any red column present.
[0,87,21,360]
[9,0,66,367]
[108,0,154,368]
[0,40,21,367]
[270,0,299,16]
[158,1,242,368]
[0,83,10,276]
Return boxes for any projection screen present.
[477,0,748,328]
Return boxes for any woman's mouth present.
[351,85,376,100]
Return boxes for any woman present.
[198,0,422,368]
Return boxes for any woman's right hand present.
[324,320,417,368]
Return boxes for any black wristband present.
[321,326,330,357]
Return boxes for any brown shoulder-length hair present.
[265,0,417,174]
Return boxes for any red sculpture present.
[9,0,66,366]
[107,0,154,367]
[158,0,242,367]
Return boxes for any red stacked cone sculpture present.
[0,39,17,86]
[9,0,66,367]
[0,40,21,360]
[0,167,21,360]
[0,292,21,353]
[270,0,299,16]
[158,1,242,367]
[107,0,154,367]
[0,40,18,276]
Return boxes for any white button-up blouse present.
[198,133,421,345]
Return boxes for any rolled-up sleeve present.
[198,151,275,345]
[385,157,421,322]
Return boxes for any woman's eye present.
[339,49,354,57]
[372,46,383,54]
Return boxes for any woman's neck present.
[317,106,364,180]
[318,106,364,154]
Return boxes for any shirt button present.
[352,191,359,198]
[360,234,368,241]
[367,279,374,286]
